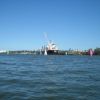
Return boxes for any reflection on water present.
[0,55,100,100]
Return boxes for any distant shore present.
[0,48,100,55]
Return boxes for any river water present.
[0,55,100,100]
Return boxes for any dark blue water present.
[0,55,100,100]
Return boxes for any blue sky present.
[0,0,100,50]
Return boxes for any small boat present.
[88,49,94,56]
[44,48,47,55]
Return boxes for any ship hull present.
[47,50,65,55]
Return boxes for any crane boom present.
[44,32,49,44]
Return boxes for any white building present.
[0,50,7,53]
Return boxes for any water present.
[0,55,100,100]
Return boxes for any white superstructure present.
[47,41,58,51]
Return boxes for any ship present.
[45,40,59,55]
[41,33,65,55]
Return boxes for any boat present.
[88,49,94,56]
[41,36,65,55]
[44,48,47,55]
[46,40,58,55]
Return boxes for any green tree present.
[94,48,100,55]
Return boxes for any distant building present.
[0,50,7,53]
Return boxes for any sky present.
[0,0,100,50]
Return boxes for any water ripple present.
[0,55,100,100]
